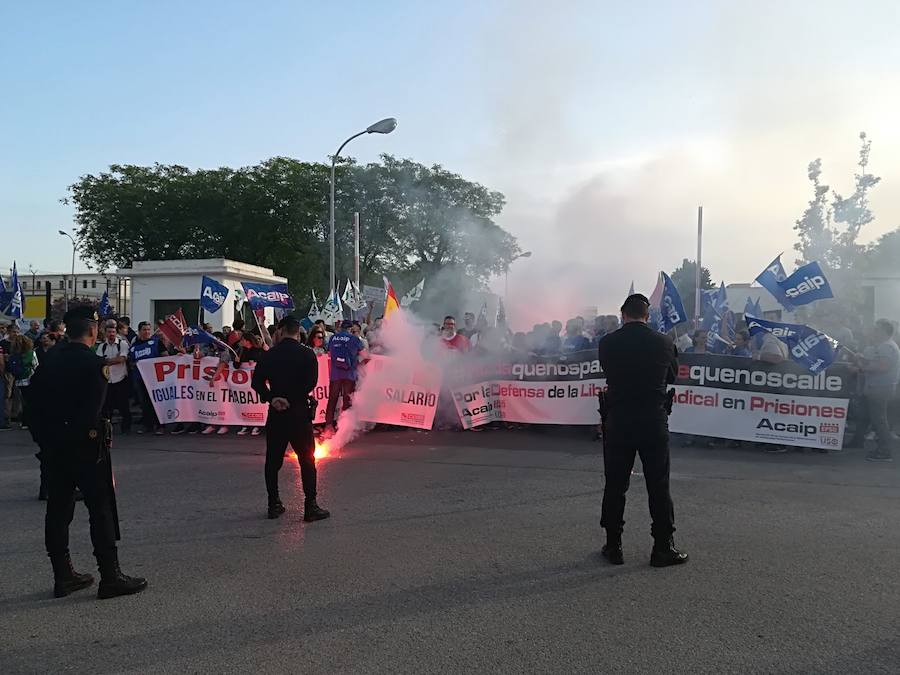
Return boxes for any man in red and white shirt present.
[96,319,132,433]
[440,316,470,352]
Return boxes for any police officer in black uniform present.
[251,315,330,522]
[29,307,148,599]
[597,294,688,567]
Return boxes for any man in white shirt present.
[96,319,132,433]
[858,319,900,461]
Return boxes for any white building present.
[116,258,288,330]
[1,270,129,320]
[724,283,797,321]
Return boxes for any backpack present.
[329,335,355,371]
[8,352,30,380]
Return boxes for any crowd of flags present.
[4,248,846,374]
[195,273,421,328]
[632,252,841,372]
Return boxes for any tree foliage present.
[861,227,900,274]
[830,132,881,269]
[793,132,881,271]
[50,295,107,322]
[793,159,834,267]
[670,258,714,320]
[65,155,519,301]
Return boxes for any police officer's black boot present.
[50,553,95,598]
[303,499,330,522]
[650,536,689,568]
[601,532,624,565]
[97,550,148,600]
[267,500,286,519]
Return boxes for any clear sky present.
[2,1,898,317]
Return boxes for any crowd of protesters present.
[1,302,897,461]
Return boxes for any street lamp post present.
[505,251,532,302]
[329,117,397,294]
[59,230,76,313]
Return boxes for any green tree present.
[861,226,900,274]
[65,155,518,305]
[829,132,881,270]
[670,258,713,320]
[793,158,834,266]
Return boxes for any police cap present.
[63,306,99,325]
[621,293,651,319]
[278,314,302,332]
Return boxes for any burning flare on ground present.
[285,440,330,461]
[314,440,330,460]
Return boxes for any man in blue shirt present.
[324,320,365,434]
[129,322,167,435]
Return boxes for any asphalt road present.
[1,427,899,674]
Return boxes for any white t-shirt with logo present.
[96,337,130,383]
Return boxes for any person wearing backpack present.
[9,334,38,430]
[0,322,17,430]
[324,320,366,436]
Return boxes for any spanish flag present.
[383,276,401,318]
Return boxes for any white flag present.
[400,278,425,307]
[234,287,246,313]
[342,279,367,311]
[321,288,344,324]
[307,290,322,322]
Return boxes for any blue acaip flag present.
[776,260,834,307]
[755,254,796,312]
[656,272,687,333]
[745,315,841,373]
[241,282,295,310]
[98,290,111,317]
[184,325,230,352]
[744,296,763,318]
[200,276,229,313]
[6,262,23,319]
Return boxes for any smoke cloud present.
[462,1,900,328]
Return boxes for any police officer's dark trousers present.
[265,411,316,506]
[45,453,118,564]
[600,409,675,540]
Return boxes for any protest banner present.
[448,350,852,448]
[448,351,604,428]
[137,354,330,426]
[137,350,852,448]
[353,354,442,429]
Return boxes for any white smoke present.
[327,311,441,451]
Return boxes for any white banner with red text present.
[135,353,440,429]
[136,354,331,427]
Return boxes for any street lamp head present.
[520,251,533,258]
[366,117,398,135]
[58,230,67,236]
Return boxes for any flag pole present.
[694,205,703,325]
[353,213,360,322]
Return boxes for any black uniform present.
[597,320,678,542]
[30,308,147,599]
[251,336,319,508]
[30,341,120,563]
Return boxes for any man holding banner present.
[251,315,329,522]
[597,294,688,568]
